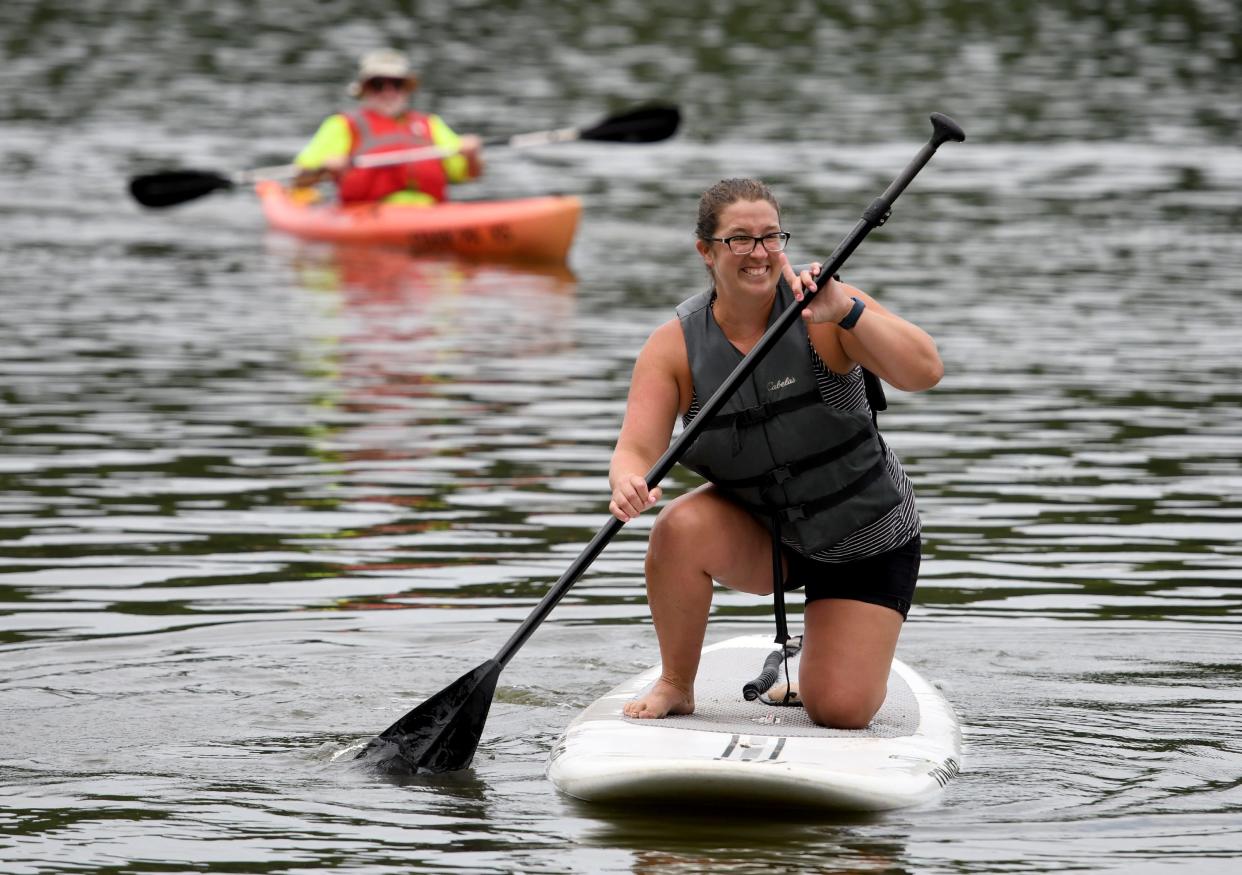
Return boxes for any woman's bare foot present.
[623,677,694,719]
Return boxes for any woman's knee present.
[647,493,715,557]
[802,686,886,730]
[645,489,774,594]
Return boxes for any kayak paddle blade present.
[128,170,237,208]
[353,659,502,776]
[579,104,681,144]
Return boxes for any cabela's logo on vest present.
[767,376,797,392]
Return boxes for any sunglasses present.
[363,76,409,92]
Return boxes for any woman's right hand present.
[292,156,348,188]
[610,474,662,522]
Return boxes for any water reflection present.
[567,798,902,873]
[270,242,594,612]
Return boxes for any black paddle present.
[127,104,681,209]
[354,112,966,777]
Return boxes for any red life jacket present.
[337,108,449,205]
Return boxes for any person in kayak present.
[292,48,483,205]
[609,178,942,729]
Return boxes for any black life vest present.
[676,280,902,556]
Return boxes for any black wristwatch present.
[838,296,865,330]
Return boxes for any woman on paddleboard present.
[609,178,942,729]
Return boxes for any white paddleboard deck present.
[548,634,961,811]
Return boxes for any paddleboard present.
[548,634,961,811]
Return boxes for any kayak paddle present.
[127,104,681,209]
[353,111,966,777]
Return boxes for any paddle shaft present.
[237,143,479,184]
[238,106,676,182]
[131,133,578,201]
[243,134,519,182]
[494,113,965,669]
[351,125,584,168]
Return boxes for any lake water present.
[2,1,1241,872]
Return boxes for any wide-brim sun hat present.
[347,48,419,97]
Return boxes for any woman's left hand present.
[779,255,854,325]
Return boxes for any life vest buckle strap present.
[735,401,773,427]
[700,390,820,434]
[779,505,809,523]
[729,420,744,456]
[797,460,888,517]
[706,429,874,490]
[729,402,773,455]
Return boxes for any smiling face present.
[360,77,414,117]
[696,198,784,301]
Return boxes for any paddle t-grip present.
[857,112,966,232]
[929,112,966,146]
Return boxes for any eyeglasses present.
[706,232,791,256]
[364,76,409,92]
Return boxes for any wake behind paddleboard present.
[548,634,961,811]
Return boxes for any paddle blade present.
[128,170,236,208]
[579,104,681,144]
[353,659,502,776]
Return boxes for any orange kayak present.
[255,181,581,264]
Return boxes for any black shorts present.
[782,534,921,620]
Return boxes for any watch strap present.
[838,296,865,330]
